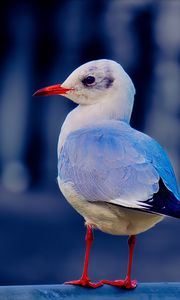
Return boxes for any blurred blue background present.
[0,0,180,285]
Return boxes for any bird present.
[34,59,180,289]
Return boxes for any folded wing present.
[58,121,180,218]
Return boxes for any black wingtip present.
[144,179,180,219]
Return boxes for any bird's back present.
[58,120,180,219]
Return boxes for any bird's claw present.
[65,277,103,288]
[101,278,137,289]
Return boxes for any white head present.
[34,59,135,123]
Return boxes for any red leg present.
[65,225,103,288]
[102,235,137,289]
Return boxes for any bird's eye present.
[82,76,95,86]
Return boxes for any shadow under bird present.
[34,59,180,289]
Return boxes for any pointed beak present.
[33,84,73,97]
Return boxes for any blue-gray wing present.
[58,122,180,216]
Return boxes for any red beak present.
[33,84,72,97]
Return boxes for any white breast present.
[57,105,103,155]
[57,95,131,156]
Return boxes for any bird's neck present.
[58,96,133,153]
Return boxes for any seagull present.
[34,59,180,289]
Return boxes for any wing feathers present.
[58,121,180,216]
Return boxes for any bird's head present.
[34,59,135,104]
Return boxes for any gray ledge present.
[0,283,180,300]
